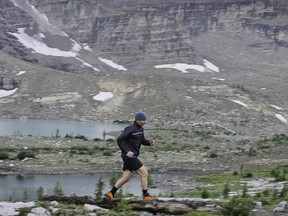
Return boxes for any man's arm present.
[142,131,155,146]
[117,126,132,155]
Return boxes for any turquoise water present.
[0,119,126,139]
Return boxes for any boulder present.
[28,207,51,216]
[84,203,107,212]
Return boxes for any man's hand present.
[126,151,134,158]
[149,140,155,146]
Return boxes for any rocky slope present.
[0,0,287,140]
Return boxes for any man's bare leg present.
[137,165,149,190]
[137,166,154,200]
[115,170,133,189]
[106,170,132,199]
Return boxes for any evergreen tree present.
[53,181,64,196]
[22,188,29,201]
[95,177,104,200]
[36,186,44,200]
[222,183,230,198]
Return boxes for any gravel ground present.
[1,128,288,175]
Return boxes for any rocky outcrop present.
[25,0,288,66]
[0,77,19,90]
[0,0,38,63]
[40,195,288,215]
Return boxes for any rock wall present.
[1,0,288,68]
[27,0,288,64]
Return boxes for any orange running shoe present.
[143,195,154,200]
[105,192,114,200]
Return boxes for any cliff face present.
[1,0,288,70]
[0,0,37,63]
[24,0,288,66]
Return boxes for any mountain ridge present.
[0,0,287,139]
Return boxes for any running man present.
[106,111,155,200]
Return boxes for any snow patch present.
[155,63,206,73]
[154,59,220,74]
[275,114,287,124]
[10,28,98,71]
[15,71,26,76]
[203,59,220,72]
[212,77,225,81]
[10,28,78,57]
[75,57,100,72]
[270,104,284,111]
[99,57,127,71]
[93,91,113,101]
[82,43,92,51]
[0,88,18,98]
[230,99,248,108]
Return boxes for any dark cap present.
[135,112,147,121]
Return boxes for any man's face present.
[136,120,146,127]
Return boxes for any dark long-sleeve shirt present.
[117,121,150,157]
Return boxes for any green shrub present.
[93,138,102,142]
[243,172,253,178]
[272,134,288,145]
[248,147,257,156]
[69,146,89,155]
[201,188,209,199]
[233,171,239,175]
[74,135,88,141]
[241,183,248,198]
[52,204,87,216]
[209,151,218,158]
[19,207,33,215]
[103,151,113,156]
[222,183,230,198]
[17,151,35,160]
[270,166,287,182]
[219,197,254,216]
[184,212,214,216]
[65,134,74,139]
[36,186,44,200]
[112,199,133,214]
[106,138,115,142]
[280,183,288,197]
[262,189,270,197]
[0,152,9,160]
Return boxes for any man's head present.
[135,112,147,121]
[135,112,147,126]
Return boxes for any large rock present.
[0,201,35,216]
[84,203,108,212]
[28,207,51,216]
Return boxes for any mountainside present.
[0,0,288,139]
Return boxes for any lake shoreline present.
[2,122,288,203]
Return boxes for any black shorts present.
[122,156,143,172]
